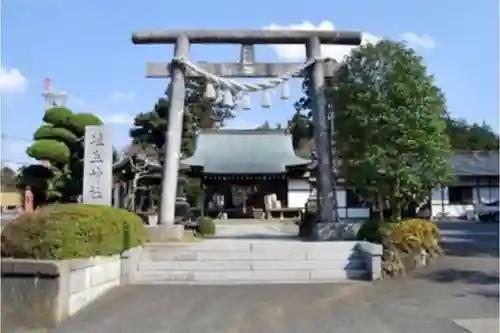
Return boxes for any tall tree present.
[296,40,453,219]
[129,80,236,206]
[445,118,499,151]
[19,107,105,204]
[130,80,235,160]
[1,166,17,192]
[287,111,312,149]
[291,103,499,152]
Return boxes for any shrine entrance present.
[131,28,362,239]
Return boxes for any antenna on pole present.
[42,77,68,110]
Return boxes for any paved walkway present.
[20,221,500,332]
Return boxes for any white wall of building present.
[289,178,499,220]
[287,179,370,219]
[287,179,309,209]
[431,185,499,218]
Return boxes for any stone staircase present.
[132,239,371,285]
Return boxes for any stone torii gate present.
[131,29,362,240]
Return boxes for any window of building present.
[346,189,365,208]
[448,186,474,204]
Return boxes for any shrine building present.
[181,129,311,218]
[181,130,499,220]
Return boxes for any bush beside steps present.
[1,203,147,260]
[357,218,442,279]
[196,216,216,237]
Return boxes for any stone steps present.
[139,259,364,271]
[138,269,367,284]
[133,240,371,285]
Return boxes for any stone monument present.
[82,126,113,206]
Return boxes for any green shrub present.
[68,113,103,136]
[196,216,216,236]
[43,107,74,127]
[378,218,442,279]
[1,204,146,260]
[356,218,393,243]
[388,218,442,255]
[26,139,71,165]
[33,124,79,145]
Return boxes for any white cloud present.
[399,32,436,49]
[106,92,136,104]
[0,66,28,94]
[103,113,135,125]
[262,20,380,61]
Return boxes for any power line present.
[0,134,33,143]
[0,160,32,170]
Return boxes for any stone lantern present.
[174,162,191,222]
[299,151,319,238]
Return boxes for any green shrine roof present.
[182,129,310,174]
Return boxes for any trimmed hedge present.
[356,218,392,244]
[1,204,146,260]
[196,216,216,236]
[357,218,441,254]
[26,139,71,165]
[357,218,443,278]
[388,218,442,255]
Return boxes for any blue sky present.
[1,0,499,169]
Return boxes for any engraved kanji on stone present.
[89,132,104,146]
[89,149,103,163]
[89,166,103,178]
[89,185,103,199]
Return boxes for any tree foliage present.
[20,107,104,204]
[445,118,499,151]
[129,80,236,207]
[295,40,454,219]
[1,166,17,192]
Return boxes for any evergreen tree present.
[129,80,236,206]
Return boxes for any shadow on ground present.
[437,221,499,257]
[469,289,500,300]
[420,268,499,285]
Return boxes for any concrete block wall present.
[1,247,143,329]
[356,242,384,280]
[67,256,122,316]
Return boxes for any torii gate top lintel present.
[131,29,362,45]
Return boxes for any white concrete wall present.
[431,185,499,218]
[287,179,309,208]
[68,256,122,316]
[286,180,370,219]
[335,189,370,219]
[289,179,498,219]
